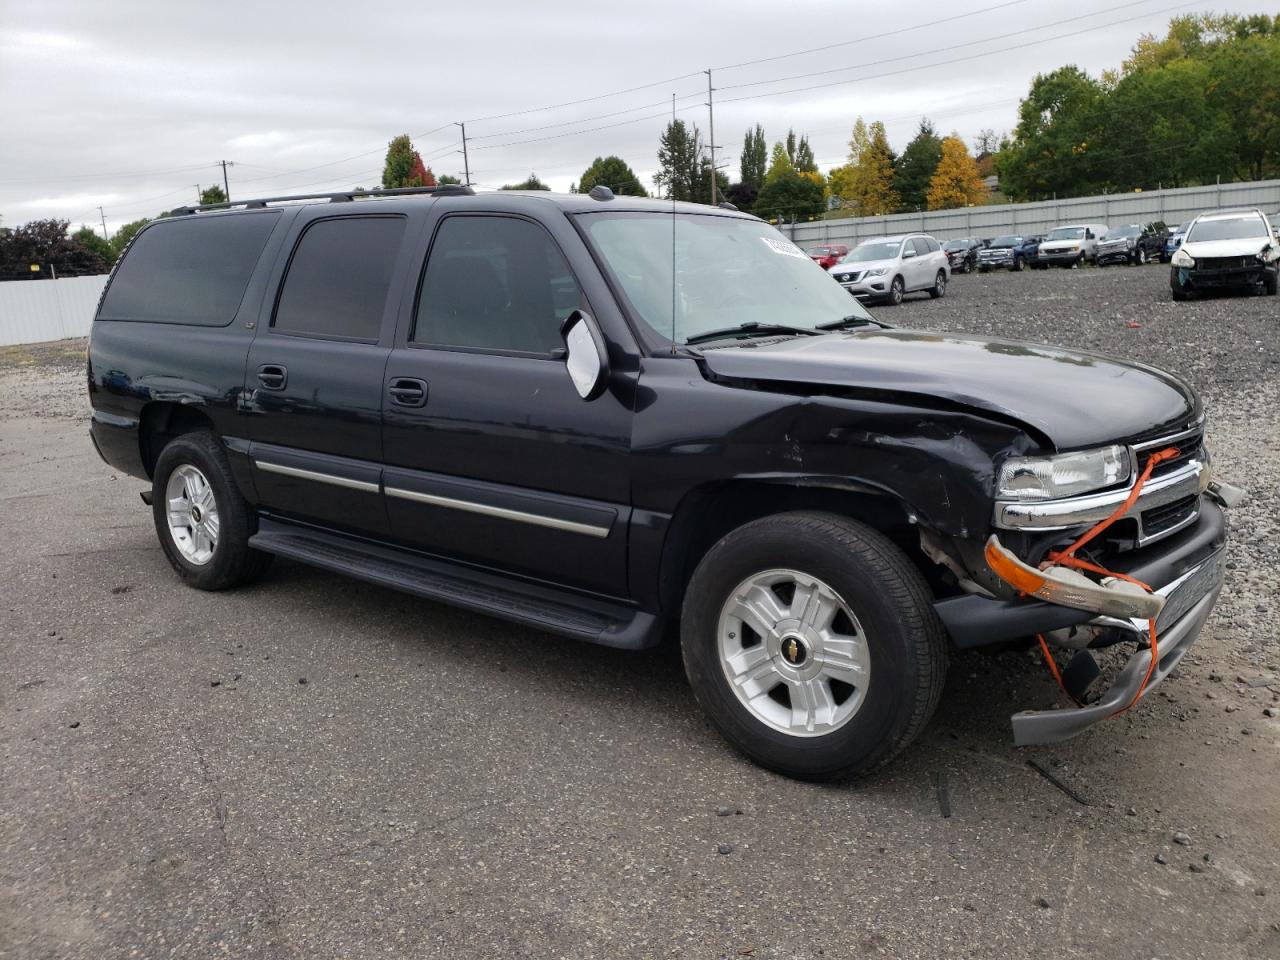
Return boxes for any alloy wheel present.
[716,569,872,737]
[165,464,219,565]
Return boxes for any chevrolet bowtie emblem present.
[784,638,799,663]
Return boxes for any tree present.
[785,129,797,165]
[740,124,767,189]
[894,118,943,212]
[654,119,704,202]
[577,156,647,196]
[408,152,437,187]
[438,174,462,185]
[755,169,826,222]
[830,118,898,216]
[0,218,108,279]
[764,142,794,183]
[382,134,420,188]
[995,66,1106,200]
[927,136,988,210]
[200,185,227,206]
[794,135,817,174]
[500,173,550,190]
[73,226,116,267]
[110,218,150,258]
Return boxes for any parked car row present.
[822,209,1277,304]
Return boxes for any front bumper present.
[1039,248,1083,264]
[1096,245,1134,265]
[1172,263,1276,290]
[978,254,1014,268]
[834,274,890,300]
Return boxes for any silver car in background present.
[829,234,950,305]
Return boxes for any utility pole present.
[195,184,203,203]
[218,160,234,201]
[456,122,471,186]
[97,206,109,242]
[705,69,717,206]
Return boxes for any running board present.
[248,518,661,650]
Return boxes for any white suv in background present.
[1037,223,1109,267]
[1170,208,1279,301]
[829,234,950,305]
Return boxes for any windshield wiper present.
[685,322,822,345]
[815,314,876,331]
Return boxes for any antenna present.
[671,92,677,354]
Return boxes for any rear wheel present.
[152,431,272,590]
[886,276,905,305]
[681,512,947,780]
[929,270,947,299]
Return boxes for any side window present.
[911,237,931,256]
[98,213,280,326]
[1086,229,1095,240]
[925,237,940,253]
[414,215,583,356]
[273,216,406,340]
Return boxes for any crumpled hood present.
[1181,237,1272,259]
[699,329,1199,450]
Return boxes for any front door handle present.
[388,377,428,408]
[257,364,287,390]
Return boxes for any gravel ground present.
[1,264,1278,960]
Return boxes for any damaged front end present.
[930,420,1243,745]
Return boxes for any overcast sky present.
[2,0,1276,235]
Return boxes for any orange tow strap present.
[1035,447,1180,716]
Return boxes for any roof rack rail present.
[169,183,475,216]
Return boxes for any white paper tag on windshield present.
[760,236,807,259]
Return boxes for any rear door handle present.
[257,364,287,390]
[388,377,428,408]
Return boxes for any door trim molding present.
[255,459,380,493]
[384,485,611,538]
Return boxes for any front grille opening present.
[1138,436,1203,479]
[1141,494,1198,537]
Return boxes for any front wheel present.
[1012,256,1023,272]
[680,512,948,780]
[152,431,273,590]
[886,276,905,305]
[929,270,947,298]
[1136,247,1148,265]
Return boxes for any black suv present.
[88,186,1237,780]
[1096,221,1168,266]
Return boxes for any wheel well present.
[139,403,215,477]
[657,481,936,616]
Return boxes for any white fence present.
[0,275,109,347]
[788,179,1280,247]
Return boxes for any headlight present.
[865,267,887,277]
[996,445,1131,501]
[1171,248,1195,268]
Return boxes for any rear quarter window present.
[97,212,280,325]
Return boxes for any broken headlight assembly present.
[996,445,1130,501]
[1171,248,1195,268]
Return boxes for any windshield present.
[581,212,872,343]
[1110,225,1142,239]
[1186,216,1268,243]
[943,238,971,250]
[1047,227,1085,241]
[990,235,1021,248]
[1171,223,1185,233]
[845,241,902,263]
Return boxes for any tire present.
[1136,247,1148,266]
[1266,271,1278,296]
[151,430,273,590]
[978,265,990,274]
[929,270,947,299]
[886,276,904,305]
[1012,256,1023,272]
[680,511,948,780]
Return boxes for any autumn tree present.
[577,156,647,195]
[927,136,988,210]
[408,152,437,187]
[764,142,794,183]
[828,118,898,216]
[0,219,108,279]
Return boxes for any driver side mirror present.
[901,247,916,259]
[561,310,610,401]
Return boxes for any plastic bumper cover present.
[1010,549,1224,745]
